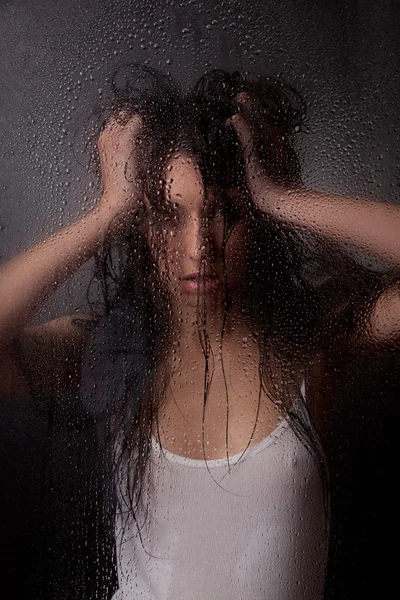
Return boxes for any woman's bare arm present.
[229,98,400,266]
[0,205,116,353]
[0,113,145,391]
[228,97,400,349]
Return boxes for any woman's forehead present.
[163,152,237,206]
[163,153,205,209]
[165,152,201,185]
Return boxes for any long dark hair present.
[83,65,394,559]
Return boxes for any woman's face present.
[150,152,250,310]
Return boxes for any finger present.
[124,113,143,133]
[236,91,253,106]
[101,111,142,139]
[226,114,265,192]
[226,113,255,156]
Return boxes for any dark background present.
[0,0,399,598]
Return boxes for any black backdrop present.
[0,1,399,598]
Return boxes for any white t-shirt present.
[112,383,329,600]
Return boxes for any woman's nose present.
[184,216,214,262]
[184,217,203,261]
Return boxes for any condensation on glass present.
[0,1,399,598]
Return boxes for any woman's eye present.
[162,202,180,221]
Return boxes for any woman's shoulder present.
[3,313,101,396]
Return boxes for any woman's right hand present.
[98,112,145,221]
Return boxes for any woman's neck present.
[170,306,258,369]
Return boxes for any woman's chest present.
[117,423,328,600]
[153,368,304,460]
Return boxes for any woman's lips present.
[180,275,220,294]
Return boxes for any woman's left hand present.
[226,93,286,215]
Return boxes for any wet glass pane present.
[0,1,399,599]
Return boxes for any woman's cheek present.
[160,228,183,280]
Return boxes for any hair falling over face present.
[90,64,391,542]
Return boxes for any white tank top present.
[112,383,329,600]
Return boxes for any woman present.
[0,66,399,599]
